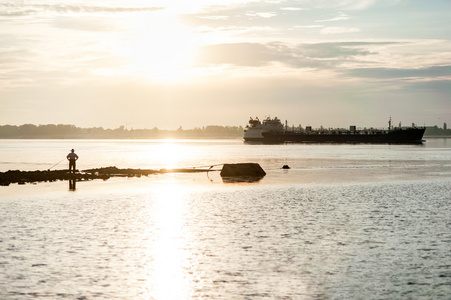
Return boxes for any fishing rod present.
[48,158,66,171]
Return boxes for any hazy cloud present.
[197,42,379,68]
[199,16,229,20]
[52,17,118,32]
[338,0,377,10]
[294,25,324,29]
[346,66,451,79]
[193,25,274,35]
[320,27,361,34]
[280,7,306,11]
[316,12,350,22]
[197,43,288,67]
[246,12,278,18]
[307,0,396,10]
[300,42,375,58]
[0,3,163,17]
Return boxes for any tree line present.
[0,123,449,139]
[424,124,450,136]
[0,124,245,139]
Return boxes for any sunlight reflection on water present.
[146,184,191,299]
[150,140,194,170]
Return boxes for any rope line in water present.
[47,162,225,172]
[191,163,224,169]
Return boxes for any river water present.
[1,139,450,299]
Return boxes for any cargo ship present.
[243,117,425,143]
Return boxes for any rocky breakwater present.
[0,166,210,186]
[0,169,108,186]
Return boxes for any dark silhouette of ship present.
[244,117,425,144]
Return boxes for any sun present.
[122,12,197,81]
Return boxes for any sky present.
[0,0,450,129]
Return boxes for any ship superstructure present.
[243,117,284,140]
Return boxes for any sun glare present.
[123,12,197,81]
[152,140,192,170]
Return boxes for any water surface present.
[1,139,450,299]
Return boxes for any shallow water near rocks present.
[1,139,450,299]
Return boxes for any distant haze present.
[0,0,450,129]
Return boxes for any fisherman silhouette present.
[67,149,79,173]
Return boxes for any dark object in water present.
[0,169,107,186]
[244,117,425,144]
[0,166,212,186]
[220,163,266,177]
[282,165,290,169]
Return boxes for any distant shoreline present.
[0,124,449,139]
[0,124,244,139]
[0,137,244,140]
[1,137,450,139]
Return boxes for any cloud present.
[197,43,287,67]
[245,11,278,18]
[293,0,401,11]
[338,0,377,10]
[316,12,350,22]
[48,5,163,14]
[294,25,324,29]
[320,27,361,34]
[52,17,118,32]
[196,42,378,68]
[199,15,229,20]
[346,66,451,79]
[300,42,375,58]
[192,25,274,35]
[0,3,163,17]
[280,7,307,11]
[195,41,451,85]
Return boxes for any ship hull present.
[247,128,426,144]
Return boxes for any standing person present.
[67,149,79,173]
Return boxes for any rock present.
[220,163,266,177]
